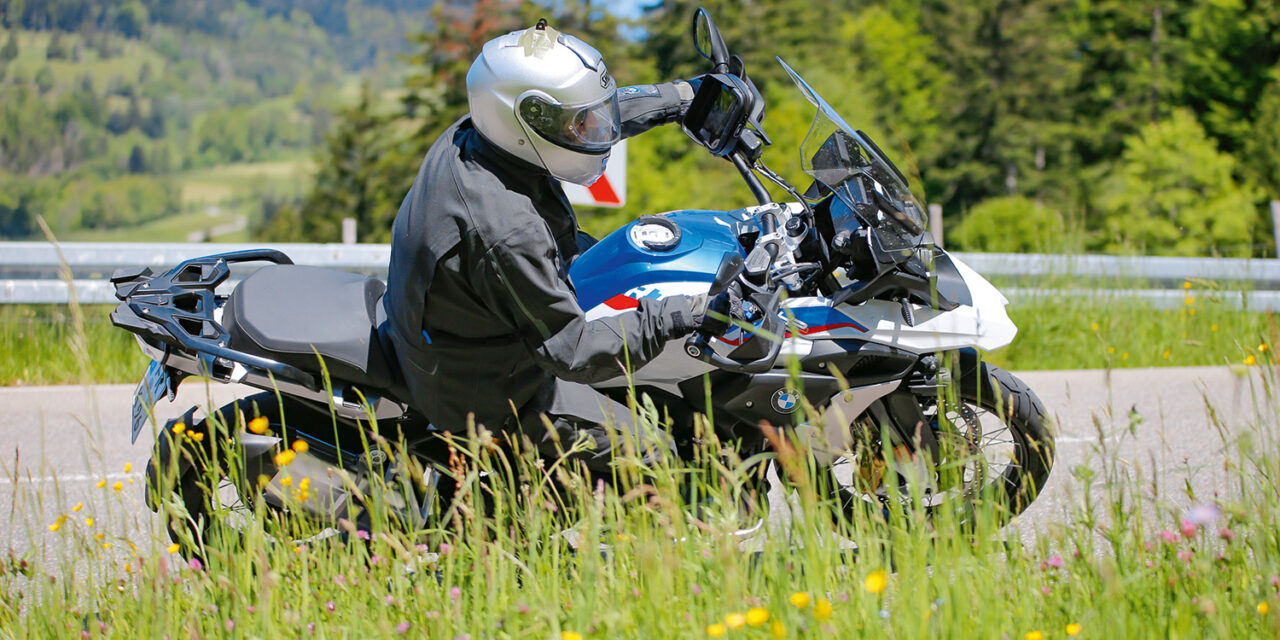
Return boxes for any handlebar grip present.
[682,324,784,374]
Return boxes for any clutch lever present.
[683,286,784,374]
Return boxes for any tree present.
[127,144,147,173]
[115,2,150,39]
[1095,109,1258,256]
[46,29,68,59]
[951,196,1068,253]
[34,64,53,93]
[1244,67,1280,200]
[1,29,18,62]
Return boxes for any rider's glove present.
[696,287,743,337]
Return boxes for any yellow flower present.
[112,481,123,492]
[96,479,107,489]
[1090,322,1099,331]
[72,502,83,513]
[1188,308,1196,316]
[258,474,271,488]
[1107,346,1115,354]
[769,620,786,639]
[190,432,204,443]
[1245,354,1258,366]
[1184,296,1195,306]
[813,598,833,621]
[1260,601,1270,615]
[706,623,727,638]
[123,462,132,473]
[94,533,104,541]
[725,612,747,630]
[1026,631,1044,640]
[281,476,293,487]
[86,517,95,527]
[1122,352,1129,360]
[167,543,180,554]
[48,522,61,532]
[746,607,770,626]
[172,422,186,435]
[1183,281,1192,290]
[248,416,270,434]
[788,591,811,609]
[124,562,132,574]
[1211,324,1219,331]
[1066,622,1083,636]
[864,569,889,594]
[1162,349,1171,360]
[100,542,111,550]
[1260,343,1269,353]
[292,439,309,454]
[274,450,296,466]
[561,633,583,640]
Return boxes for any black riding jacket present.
[384,81,696,431]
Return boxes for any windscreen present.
[778,58,928,250]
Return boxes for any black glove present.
[697,286,743,337]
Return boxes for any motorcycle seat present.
[222,265,399,393]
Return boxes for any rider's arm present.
[617,81,696,139]
[477,231,697,384]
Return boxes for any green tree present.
[1243,67,1280,200]
[1,29,18,61]
[951,196,1068,253]
[46,28,68,59]
[34,64,53,93]
[1095,109,1258,256]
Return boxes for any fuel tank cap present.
[629,215,682,251]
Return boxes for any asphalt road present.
[1,366,1271,565]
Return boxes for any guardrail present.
[3,241,1280,307]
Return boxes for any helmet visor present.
[518,92,621,154]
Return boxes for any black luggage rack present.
[109,249,320,390]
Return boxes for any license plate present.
[131,361,171,444]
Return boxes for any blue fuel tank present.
[570,209,747,309]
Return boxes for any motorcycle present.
[111,8,1053,551]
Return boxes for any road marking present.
[0,472,143,486]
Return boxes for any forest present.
[3,0,1280,257]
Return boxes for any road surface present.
[1,366,1271,566]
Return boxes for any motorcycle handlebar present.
[682,288,784,374]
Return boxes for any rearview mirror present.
[692,8,730,72]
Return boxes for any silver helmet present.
[466,20,621,186]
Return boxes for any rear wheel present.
[829,355,1054,529]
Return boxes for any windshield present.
[778,58,927,250]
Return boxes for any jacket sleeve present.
[617,80,696,139]
[477,231,697,384]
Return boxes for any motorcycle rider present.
[383,20,713,474]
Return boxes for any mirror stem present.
[731,152,771,205]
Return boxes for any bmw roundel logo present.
[771,388,798,414]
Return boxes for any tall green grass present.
[0,304,144,386]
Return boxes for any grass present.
[8,30,167,90]
[2,341,1279,638]
[0,305,145,386]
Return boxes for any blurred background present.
[1,0,1279,256]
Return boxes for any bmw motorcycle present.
[111,9,1053,549]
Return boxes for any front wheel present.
[829,355,1054,529]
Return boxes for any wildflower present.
[274,449,296,466]
[518,603,530,615]
[1046,555,1065,569]
[1185,504,1221,527]
[1211,324,1219,331]
[1180,519,1198,539]
[1183,281,1192,289]
[1122,352,1129,360]
[1158,530,1179,544]
[72,502,83,513]
[1040,585,1052,595]
[1178,550,1194,563]
[746,607,770,626]
[1026,631,1044,640]
[48,521,61,533]
[1259,602,1270,615]
[396,621,412,634]
[292,439,309,453]
[439,542,452,556]
[813,598,833,620]
[248,416,270,434]
[788,591,811,608]
[1066,624,1082,636]
[1184,296,1195,306]
[1162,349,1171,360]
[188,557,202,571]
[225,620,235,632]
[96,479,107,489]
[123,462,132,473]
[865,569,889,594]
[190,432,204,443]
[167,543,180,554]
[706,623,727,638]
[325,601,336,612]
[1107,346,1115,354]
[356,529,370,540]
[691,584,702,595]
[385,594,396,605]
[172,422,186,435]
[1188,308,1196,316]
[307,622,316,635]
[1090,322,1099,331]
[1261,343,1270,353]
[1245,354,1258,366]
[258,474,271,488]
[333,574,346,586]
[450,586,461,601]
[769,619,786,639]
[725,612,747,629]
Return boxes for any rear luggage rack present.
[109,249,320,389]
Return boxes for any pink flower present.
[1218,528,1237,542]
[631,588,641,598]
[385,595,396,605]
[325,601,336,612]
[1047,555,1065,569]
[1178,550,1194,563]
[517,603,529,614]
[1158,530,1179,544]
[225,620,235,631]
[1180,519,1198,539]
[187,557,203,571]
[247,606,256,613]
[371,555,384,565]
[691,584,701,595]
[1040,585,1052,595]
[395,621,411,634]
[415,544,429,553]
[356,530,370,541]
[333,574,347,586]
[450,586,461,601]
[1271,575,1280,589]
[307,622,316,635]
[439,542,452,556]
